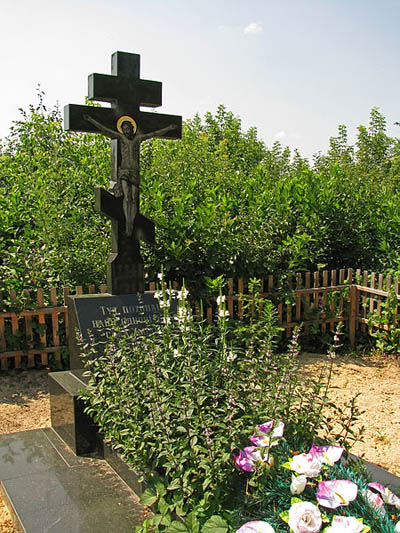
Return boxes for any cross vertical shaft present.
[65,51,181,294]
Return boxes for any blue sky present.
[1,0,399,159]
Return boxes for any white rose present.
[288,501,322,533]
[236,521,275,532]
[324,516,364,532]
[290,453,322,478]
[395,520,400,533]
[290,474,307,495]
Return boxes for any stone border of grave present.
[101,436,400,514]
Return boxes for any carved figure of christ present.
[83,114,176,236]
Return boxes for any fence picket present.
[228,279,234,317]
[286,274,293,338]
[361,271,368,332]
[0,317,6,370]
[25,309,34,368]
[296,273,302,323]
[50,288,57,306]
[238,278,244,318]
[322,270,328,333]
[369,273,376,318]
[377,274,384,317]
[313,272,319,324]
[304,272,311,334]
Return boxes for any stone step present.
[0,428,145,533]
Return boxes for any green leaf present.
[279,510,289,523]
[184,512,200,533]
[158,496,170,516]
[201,515,228,533]
[167,478,182,491]
[139,488,158,507]
[166,520,188,532]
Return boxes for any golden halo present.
[117,115,137,134]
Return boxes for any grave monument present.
[49,51,182,455]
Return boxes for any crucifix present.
[64,51,182,294]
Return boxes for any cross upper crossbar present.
[64,51,182,138]
[89,52,162,109]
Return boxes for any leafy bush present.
[0,90,110,293]
[1,97,400,298]
[80,281,362,531]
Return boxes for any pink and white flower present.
[309,443,343,466]
[316,480,358,509]
[363,488,386,515]
[288,501,322,533]
[367,482,400,509]
[236,521,275,532]
[289,453,323,478]
[233,446,273,472]
[324,516,365,532]
[250,420,285,448]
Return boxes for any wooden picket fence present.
[0,268,399,370]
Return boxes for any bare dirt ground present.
[298,351,400,477]
[0,354,399,531]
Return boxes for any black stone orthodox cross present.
[64,51,182,294]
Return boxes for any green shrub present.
[1,98,400,298]
[80,280,362,531]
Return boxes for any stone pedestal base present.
[49,370,103,457]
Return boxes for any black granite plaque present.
[67,292,177,369]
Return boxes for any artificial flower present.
[288,501,322,533]
[367,482,400,509]
[316,480,358,509]
[250,420,285,448]
[309,443,343,466]
[324,515,367,532]
[233,446,273,472]
[363,488,386,514]
[236,520,275,532]
[290,474,307,495]
[289,453,322,478]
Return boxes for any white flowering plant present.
[80,274,368,532]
